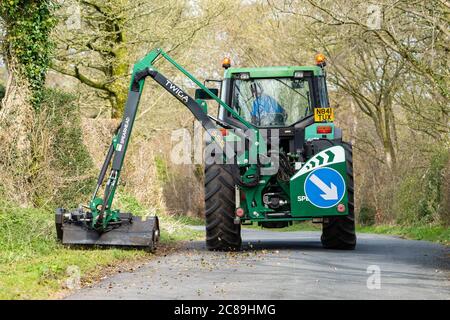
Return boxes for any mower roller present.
[57,48,356,251]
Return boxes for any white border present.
[291,146,345,181]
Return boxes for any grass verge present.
[244,221,449,245]
[357,224,449,245]
[0,196,203,299]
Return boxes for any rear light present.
[317,126,332,134]
[219,128,228,136]
[337,204,346,212]
[235,208,244,217]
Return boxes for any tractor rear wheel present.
[204,163,242,251]
[321,142,356,250]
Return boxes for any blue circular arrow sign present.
[304,167,346,208]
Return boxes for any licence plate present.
[314,107,334,122]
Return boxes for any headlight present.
[294,71,304,78]
[235,72,250,80]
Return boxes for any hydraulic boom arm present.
[90,48,258,231]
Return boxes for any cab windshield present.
[232,77,313,127]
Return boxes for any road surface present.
[67,228,449,300]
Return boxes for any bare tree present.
[301,0,449,139]
[52,0,224,118]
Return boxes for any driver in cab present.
[250,83,286,126]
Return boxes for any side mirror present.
[195,88,219,100]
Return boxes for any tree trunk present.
[350,100,358,145]
[108,85,128,119]
[108,44,129,118]
[0,58,34,206]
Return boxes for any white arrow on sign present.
[309,174,338,200]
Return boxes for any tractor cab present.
[222,65,327,127]
[215,55,339,160]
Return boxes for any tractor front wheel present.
[321,142,356,250]
[204,163,242,251]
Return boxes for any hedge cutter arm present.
[56,48,259,247]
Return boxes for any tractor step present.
[56,209,159,250]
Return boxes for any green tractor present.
[56,49,356,251]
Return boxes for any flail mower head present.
[55,208,159,249]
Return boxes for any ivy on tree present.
[0,0,57,109]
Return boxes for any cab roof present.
[223,65,324,78]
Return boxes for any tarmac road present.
[67,228,449,300]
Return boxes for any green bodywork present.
[221,65,346,223]
[289,146,348,217]
[224,66,324,78]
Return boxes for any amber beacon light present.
[222,57,231,69]
[315,53,326,66]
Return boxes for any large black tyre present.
[321,142,356,250]
[204,163,242,251]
